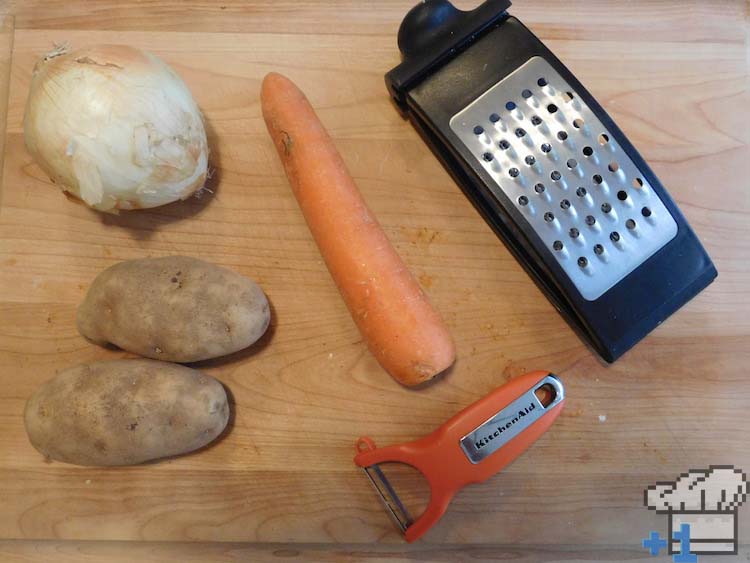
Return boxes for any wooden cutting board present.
[0,0,748,555]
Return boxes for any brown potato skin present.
[77,256,270,362]
[24,359,229,466]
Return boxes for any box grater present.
[386,0,717,362]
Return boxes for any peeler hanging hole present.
[356,437,377,453]
[534,383,557,407]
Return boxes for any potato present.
[77,256,270,362]
[24,359,229,466]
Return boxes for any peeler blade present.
[362,464,414,533]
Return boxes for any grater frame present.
[386,0,717,362]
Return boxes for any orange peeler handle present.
[354,370,565,542]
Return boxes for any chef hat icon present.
[645,466,748,513]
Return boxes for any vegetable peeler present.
[386,0,717,362]
[354,370,564,542]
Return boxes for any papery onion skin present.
[24,45,208,213]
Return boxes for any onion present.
[24,44,208,212]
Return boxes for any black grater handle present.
[387,0,512,110]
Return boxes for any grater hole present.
[608,162,620,173]
[626,219,637,230]
[499,139,511,150]
[560,199,571,210]
[515,128,526,138]
[617,190,628,201]
[585,215,596,226]
[490,113,501,123]
[518,195,529,206]
[576,187,587,197]
[551,171,562,181]
[509,167,520,178]
[547,103,558,114]
[525,155,536,166]
[610,231,621,242]
[535,183,546,193]
[641,206,652,217]
[531,115,542,126]
[562,91,575,103]
[557,131,568,141]
[538,77,548,87]
[598,133,610,145]
[544,212,555,223]
[474,125,485,135]
[541,143,552,153]
[601,202,612,213]
[573,118,584,129]
[566,158,578,169]
[569,227,580,239]
[594,244,604,255]
[553,240,564,251]
[506,101,516,111]
[633,177,644,188]
[577,256,588,268]
[522,89,533,99]
[482,152,494,162]
[582,146,594,157]
[593,174,603,185]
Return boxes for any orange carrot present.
[261,72,455,386]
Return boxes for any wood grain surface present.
[0,0,748,560]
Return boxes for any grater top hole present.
[483,152,493,162]
[601,202,612,213]
[518,195,529,206]
[598,133,610,145]
[474,125,484,135]
[641,206,652,217]
[610,231,621,242]
[506,101,516,111]
[553,240,563,251]
[617,190,628,201]
[544,212,555,222]
[633,177,644,188]
[594,244,604,255]
[569,227,580,238]
[522,89,533,99]
[577,256,588,268]
[531,115,542,126]
[626,219,637,230]
[560,199,571,210]
[490,113,501,123]
[537,77,548,87]
[541,143,552,153]
[515,128,526,138]
[499,139,510,150]
[547,103,558,114]
[576,187,587,197]
[573,118,584,129]
[566,158,578,169]
[557,131,568,141]
[535,183,546,193]
[593,174,603,185]
[608,162,620,173]
[525,155,536,166]
[585,215,596,226]
[509,167,520,178]
[551,171,562,181]
[582,146,594,157]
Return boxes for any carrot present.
[261,72,455,386]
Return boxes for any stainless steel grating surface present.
[449,56,677,300]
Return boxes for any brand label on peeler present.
[459,376,563,464]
